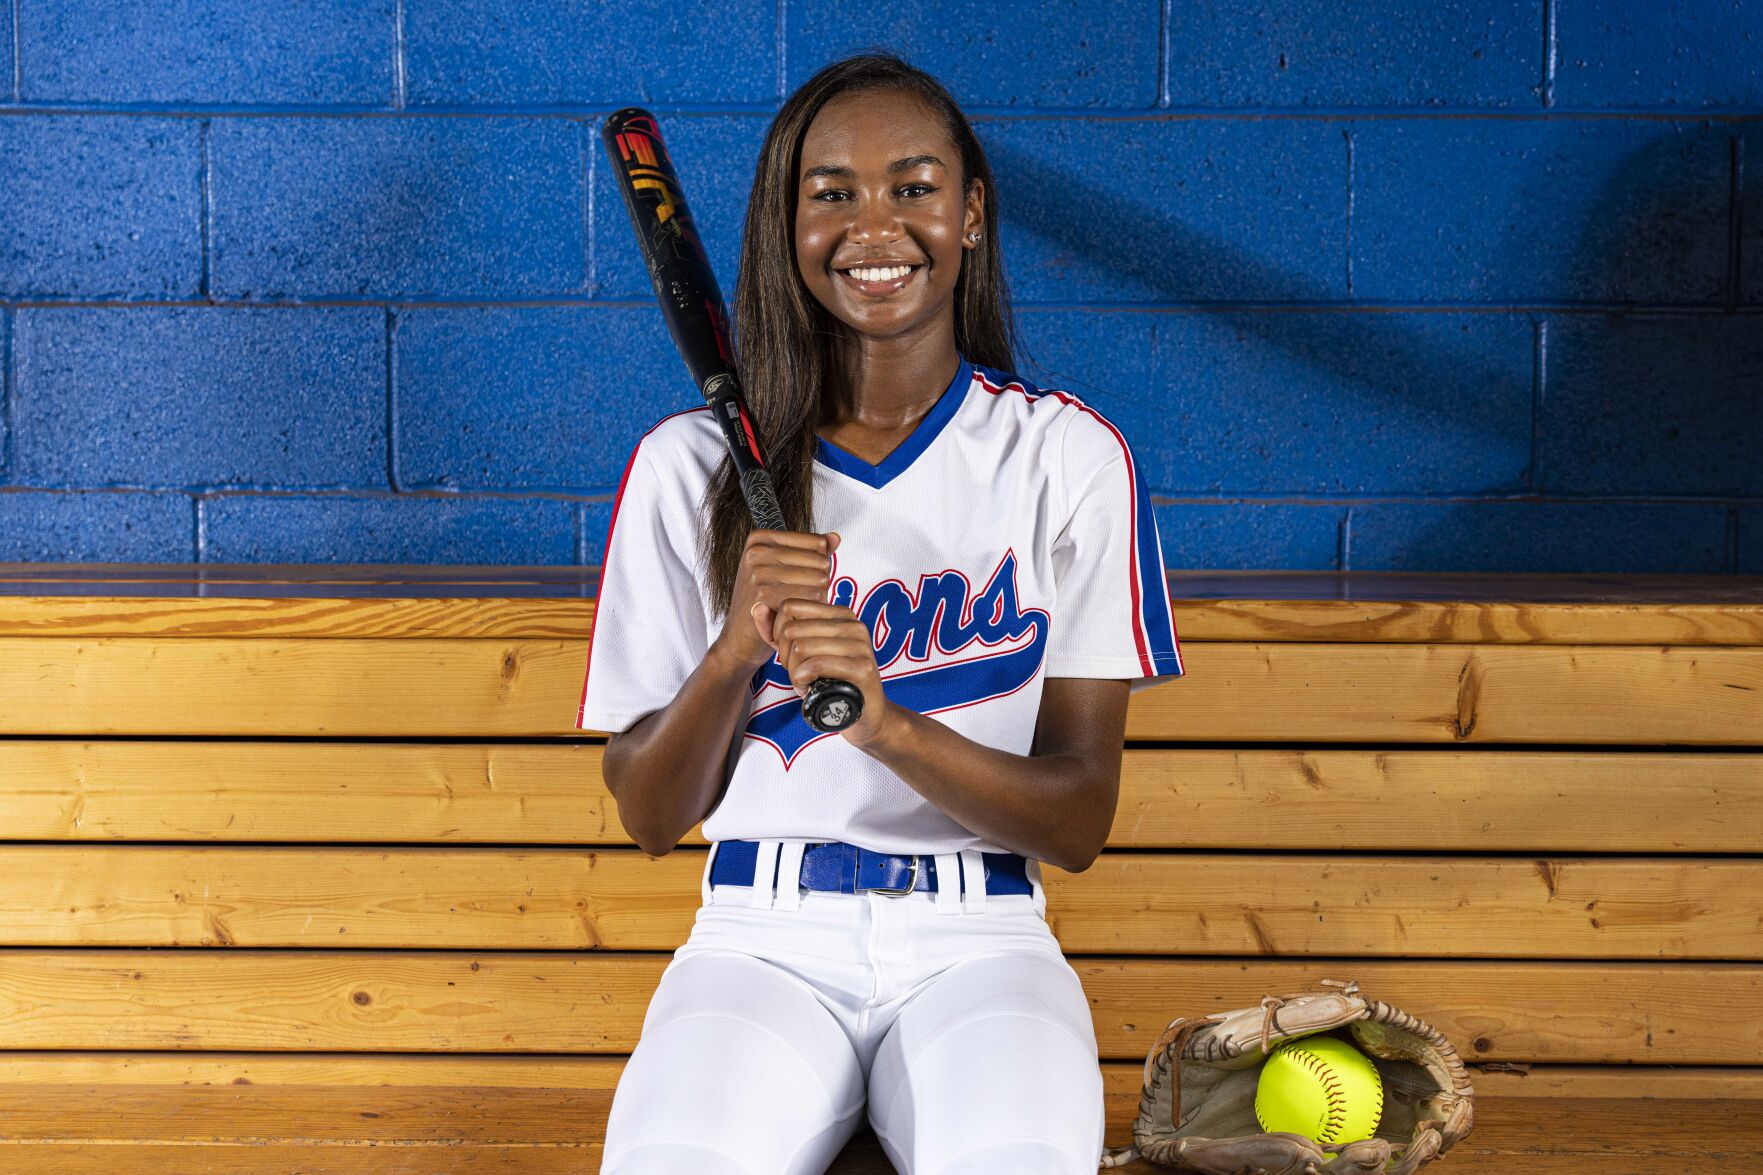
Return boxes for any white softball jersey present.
[576,357,1183,856]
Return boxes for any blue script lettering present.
[746,550,1048,767]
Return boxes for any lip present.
[835,264,922,297]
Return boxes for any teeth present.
[847,265,912,282]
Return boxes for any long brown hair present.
[700,53,1019,618]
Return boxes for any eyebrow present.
[801,154,947,181]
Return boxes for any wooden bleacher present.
[0,563,1758,1172]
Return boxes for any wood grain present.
[6,742,1756,852]
[1,953,1755,1063]
[1126,642,1763,744]
[2,846,1755,958]
[3,638,1759,742]
[2,566,1759,645]
[0,1076,1753,1173]
[0,1054,1755,1099]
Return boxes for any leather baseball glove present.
[1099,978,1474,1173]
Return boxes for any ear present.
[962,178,986,249]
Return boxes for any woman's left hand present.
[770,596,895,748]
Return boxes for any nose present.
[847,193,902,244]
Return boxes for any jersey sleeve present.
[1042,407,1184,690]
[576,433,713,733]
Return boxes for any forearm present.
[850,700,1117,873]
[602,643,756,855]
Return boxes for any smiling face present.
[794,87,984,344]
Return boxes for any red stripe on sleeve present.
[577,440,647,727]
[1076,406,1155,676]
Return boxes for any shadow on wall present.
[983,131,1758,574]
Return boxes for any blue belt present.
[710,839,1031,898]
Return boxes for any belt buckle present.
[863,854,920,897]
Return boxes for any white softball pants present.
[598,840,1107,1174]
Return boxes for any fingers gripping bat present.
[600,108,865,735]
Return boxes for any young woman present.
[579,53,1183,1175]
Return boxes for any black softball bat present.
[600,107,864,736]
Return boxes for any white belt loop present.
[958,849,988,913]
[932,852,962,915]
[1025,857,1047,918]
[702,841,721,906]
[746,840,782,909]
[773,842,807,912]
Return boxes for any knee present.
[929,1139,1094,1174]
[600,1140,756,1175]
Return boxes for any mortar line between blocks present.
[777,0,787,105]
[1541,0,1556,109]
[199,120,212,299]
[1530,317,1545,492]
[386,307,401,492]
[10,0,20,103]
[1728,134,1743,313]
[1344,125,1355,299]
[1145,316,1159,420]
[1,309,11,476]
[584,121,595,294]
[1338,507,1352,571]
[393,0,407,110]
[1157,0,1172,109]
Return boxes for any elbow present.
[1055,768,1119,873]
[615,803,684,858]
[1052,809,1113,874]
[1047,829,1106,874]
[602,739,678,857]
[620,811,683,858]
[1055,843,1103,874]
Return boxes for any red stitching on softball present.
[1260,1040,1383,1144]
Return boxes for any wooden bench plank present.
[2,1054,1757,1099]
[10,593,1763,646]
[0,741,623,846]
[3,846,1754,959]
[3,567,1760,646]
[7,742,1758,853]
[1045,853,1763,959]
[0,1077,1754,1173]
[2,953,1754,1063]
[1173,598,1763,646]
[0,595,595,640]
[1125,643,1763,744]
[0,1085,1756,1150]
[0,1061,1753,1174]
[0,637,576,738]
[1101,748,1763,852]
[4,638,1760,742]
[0,1137,1747,1174]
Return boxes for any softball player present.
[578,54,1182,1175]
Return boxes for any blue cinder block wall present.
[2,1,1760,574]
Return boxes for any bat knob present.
[802,678,864,733]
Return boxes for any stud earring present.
[968,232,981,242]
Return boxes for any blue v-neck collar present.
[814,358,973,489]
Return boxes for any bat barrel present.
[600,108,864,736]
[599,108,738,406]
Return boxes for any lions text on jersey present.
[578,358,1182,856]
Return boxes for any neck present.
[828,314,962,430]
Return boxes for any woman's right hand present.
[710,528,842,672]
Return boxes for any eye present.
[810,189,850,202]
[898,183,936,198]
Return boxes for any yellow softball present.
[1254,1034,1384,1145]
